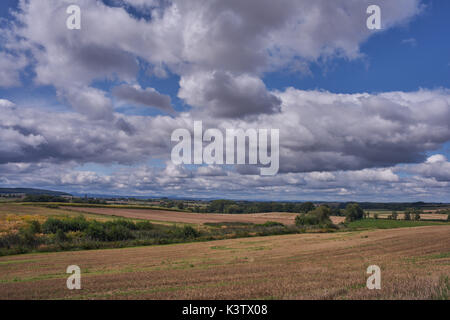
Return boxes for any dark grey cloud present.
[1,89,449,175]
[113,84,175,114]
[179,71,281,118]
[0,102,184,165]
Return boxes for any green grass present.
[0,258,39,265]
[426,252,450,260]
[346,218,449,230]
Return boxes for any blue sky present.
[0,0,449,201]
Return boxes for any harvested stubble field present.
[0,225,449,300]
[367,211,448,221]
[67,207,346,225]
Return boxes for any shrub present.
[414,212,421,221]
[404,211,411,221]
[105,219,136,231]
[261,221,285,227]
[136,221,153,230]
[0,233,21,249]
[86,222,107,241]
[18,228,38,247]
[45,204,59,209]
[180,226,199,239]
[374,213,379,219]
[42,216,89,234]
[55,229,68,242]
[42,218,66,234]
[106,225,134,241]
[28,220,41,234]
[68,215,90,232]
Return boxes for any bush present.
[414,212,421,221]
[86,222,107,241]
[18,228,38,247]
[404,211,411,221]
[42,218,65,234]
[180,226,199,239]
[105,219,136,231]
[374,213,379,219]
[45,204,59,209]
[0,233,21,249]
[261,221,285,227]
[55,229,68,242]
[42,216,89,233]
[106,225,134,241]
[136,221,153,230]
[28,220,41,234]
[68,215,90,231]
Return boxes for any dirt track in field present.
[0,225,449,300]
[68,207,335,225]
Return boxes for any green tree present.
[284,203,295,212]
[168,200,176,208]
[86,222,107,241]
[208,200,236,213]
[298,202,315,213]
[404,211,411,221]
[344,203,364,222]
[389,211,398,220]
[225,204,242,214]
[177,202,185,210]
[295,205,333,227]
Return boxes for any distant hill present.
[0,188,71,196]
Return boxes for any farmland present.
[0,202,449,300]
[68,206,305,225]
[0,225,449,299]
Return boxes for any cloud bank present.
[1,0,448,201]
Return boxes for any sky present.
[0,0,449,202]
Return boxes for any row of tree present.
[193,200,343,215]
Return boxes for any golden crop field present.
[0,225,449,300]
[0,204,120,235]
